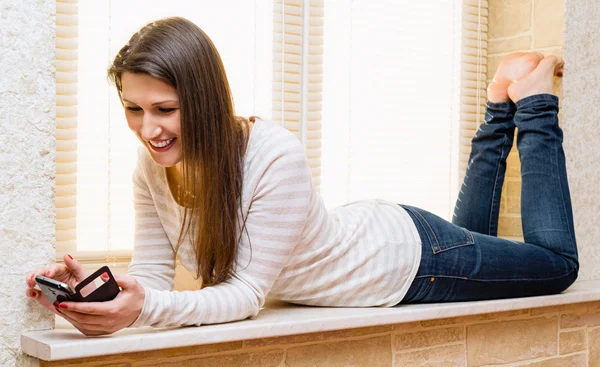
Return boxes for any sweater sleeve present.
[129,135,312,328]
[127,154,176,292]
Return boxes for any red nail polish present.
[68,254,73,260]
[59,303,68,309]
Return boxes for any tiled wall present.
[486,0,565,240]
[40,301,600,366]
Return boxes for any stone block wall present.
[486,0,565,240]
[37,301,600,366]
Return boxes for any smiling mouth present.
[148,138,176,152]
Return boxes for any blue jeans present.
[400,94,579,303]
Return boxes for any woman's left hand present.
[56,274,145,336]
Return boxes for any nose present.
[140,113,162,141]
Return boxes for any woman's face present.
[121,72,182,168]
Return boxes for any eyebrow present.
[122,98,179,106]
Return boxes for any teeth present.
[150,138,174,148]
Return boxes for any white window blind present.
[320,0,488,220]
[273,0,324,188]
[55,0,78,255]
[459,0,488,180]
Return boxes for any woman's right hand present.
[25,254,90,313]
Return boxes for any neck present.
[167,162,184,187]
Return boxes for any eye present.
[126,106,142,112]
[159,107,176,113]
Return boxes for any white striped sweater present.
[128,118,422,328]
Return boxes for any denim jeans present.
[400,94,579,303]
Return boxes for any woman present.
[26,17,578,336]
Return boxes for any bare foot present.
[487,52,544,103]
[507,55,564,103]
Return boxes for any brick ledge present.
[21,279,600,361]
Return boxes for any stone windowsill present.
[21,279,600,362]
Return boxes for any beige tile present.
[533,0,565,48]
[515,353,586,367]
[506,196,522,214]
[420,317,463,328]
[565,301,591,314]
[506,150,521,178]
[420,309,529,328]
[243,325,392,348]
[43,361,129,367]
[489,36,532,54]
[588,301,600,313]
[41,342,243,367]
[487,55,503,81]
[489,0,532,38]
[391,321,423,332]
[394,344,465,367]
[134,349,284,367]
[590,328,600,367]
[506,179,522,200]
[466,316,558,366]
[560,330,586,354]
[561,310,600,328]
[285,336,392,367]
[498,215,524,237]
[531,305,566,316]
[463,309,530,323]
[394,327,464,351]
[500,191,509,214]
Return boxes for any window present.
[321,0,488,219]
[56,0,486,260]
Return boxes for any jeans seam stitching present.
[407,207,440,250]
[411,208,474,252]
[468,268,577,282]
[488,135,508,235]
[516,95,559,109]
[554,138,578,264]
[417,268,576,282]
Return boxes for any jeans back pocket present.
[400,205,475,254]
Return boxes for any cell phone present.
[35,275,76,305]
[34,266,120,305]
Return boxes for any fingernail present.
[45,271,50,276]
[101,272,109,280]
[68,254,73,260]
[59,303,68,309]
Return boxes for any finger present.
[27,267,48,288]
[56,310,112,335]
[26,289,40,298]
[63,254,88,281]
[43,263,69,279]
[58,309,110,327]
[59,301,113,316]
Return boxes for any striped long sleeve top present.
[128,118,422,328]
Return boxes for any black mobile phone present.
[35,275,76,305]
[34,266,121,304]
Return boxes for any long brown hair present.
[108,17,251,287]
